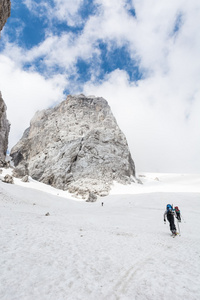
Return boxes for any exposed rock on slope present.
[11,95,135,198]
[0,92,10,165]
[0,0,11,31]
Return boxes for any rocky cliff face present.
[0,0,11,165]
[0,0,11,31]
[0,92,10,165]
[11,95,135,198]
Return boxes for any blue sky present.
[0,0,200,173]
[1,0,141,86]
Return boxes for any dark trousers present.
[176,212,181,221]
[167,214,176,232]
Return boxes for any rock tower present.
[11,95,136,198]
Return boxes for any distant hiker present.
[164,204,177,235]
[101,202,104,206]
[174,206,181,222]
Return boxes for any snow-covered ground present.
[0,169,200,300]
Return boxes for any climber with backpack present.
[174,206,181,222]
[164,204,177,235]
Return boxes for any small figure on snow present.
[174,206,181,222]
[164,204,177,235]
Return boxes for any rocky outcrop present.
[0,1,11,165]
[0,0,11,31]
[0,92,10,166]
[11,95,135,198]
[2,173,13,184]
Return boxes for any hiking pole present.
[176,218,181,236]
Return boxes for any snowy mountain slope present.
[0,171,200,300]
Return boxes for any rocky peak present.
[0,0,11,31]
[11,95,136,198]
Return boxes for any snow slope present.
[0,170,200,300]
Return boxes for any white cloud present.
[83,68,200,173]
[53,0,84,25]
[0,55,66,149]
[23,0,84,26]
[1,32,98,77]
[3,1,138,75]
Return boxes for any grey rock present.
[11,95,136,198]
[0,0,11,31]
[0,158,10,168]
[21,175,29,182]
[0,1,11,164]
[3,174,13,184]
[86,192,97,202]
[0,92,10,163]
[136,178,143,185]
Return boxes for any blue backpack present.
[166,204,173,213]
